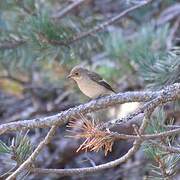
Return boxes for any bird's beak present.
[67,74,73,79]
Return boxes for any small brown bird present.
[67,66,115,98]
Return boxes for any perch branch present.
[103,83,180,129]
[0,83,179,135]
[2,83,178,177]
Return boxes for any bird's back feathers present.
[87,71,116,93]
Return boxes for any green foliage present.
[130,25,169,61]
[143,110,179,179]
[103,24,180,88]
[29,14,75,48]
[102,32,132,78]
[0,140,11,153]
[11,131,33,165]
[0,1,104,79]
[0,131,33,165]
[143,110,166,159]
[0,1,179,89]
[145,110,166,135]
[104,25,169,61]
[138,49,180,89]
[0,1,179,179]
[146,154,180,180]
[97,65,120,80]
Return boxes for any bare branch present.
[32,126,180,177]
[55,0,153,45]
[0,75,27,85]
[35,1,153,47]
[30,103,154,176]
[0,83,179,135]
[148,140,180,154]
[52,0,89,19]
[0,89,166,135]
[111,128,180,140]
[0,40,26,50]
[103,83,180,129]
[166,17,180,49]
[32,138,142,176]
[13,83,180,177]
[0,1,152,49]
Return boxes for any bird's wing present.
[88,71,116,93]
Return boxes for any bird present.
[67,66,116,99]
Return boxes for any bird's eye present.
[75,72,79,76]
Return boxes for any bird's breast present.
[76,79,110,98]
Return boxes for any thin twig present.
[111,128,180,140]
[6,126,57,180]
[0,75,27,85]
[0,1,152,49]
[32,139,142,176]
[0,165,18,179]
[52,0,89,19]
[55,0,153,45]
[157,158,170,180]
[148,140,180,154]
[37,1,153,46]
[166,17,180,49]
[0,40,26,50]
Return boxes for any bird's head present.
[67,66,88,81]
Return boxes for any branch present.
[6,126,57,180]
[0,75,27,85]
[0,83,180,135]
[158,158,170,180]
[30,101,156,176]
[148,140,180,154]
[52,0,89,19]
[1,83,178,177]
[32,138,142,176]
[111,128,180,140]
[20,83,180,177]
[0,1,152,49]
[103,83,180,129]
[0,89,166,135]
[55,0,153,45]
[0,40,26,50]
[166,17,180,49]
[43,0,153,46]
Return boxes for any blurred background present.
[0,0,179,179]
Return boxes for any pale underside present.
[76,78,113,98]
